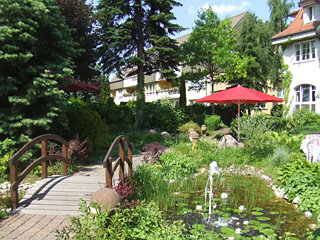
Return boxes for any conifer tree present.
[96,0,184,127]
[0,0,77,143]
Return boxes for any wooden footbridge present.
[8,134,140,216]
[0,134,147,239]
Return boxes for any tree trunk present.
[135,0,145,128]
[179,73,186,107]
[211,80,215,115]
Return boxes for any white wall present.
[283,38,320,114]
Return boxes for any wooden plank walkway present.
[17,175,105,215]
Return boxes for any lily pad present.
[252,207,264,211]
[257,216,271,221]
[251,211,264,216]
[269,211,279,215]
[220,226,235,236]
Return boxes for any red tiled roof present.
[272,8,316,39]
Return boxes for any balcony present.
[123,76,138,88]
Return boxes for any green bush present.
[159,151,197,179]
[230,114,270,142]
[290,125,320,135]
[141,100,185,133]
[0,139,16,181]
[270,146,291,167]
[57,200,188,239]
[278,158,320,212]
[66,98,110,157]
[183,104,209,126]
[178,121,201,134]
[288,109,320,128]
[204,115,225,132]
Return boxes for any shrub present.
[141,100,185,132]
[57,200,187,239]
[178,121,201,134]
[0,139,16,181]
[66,98,110,157]
[278,158,320,212]
[270,146,291,167]
[204,115,225,132]
[142,142,166,164]
[183,104,209,126]
[290,125,320,135]
[230,114,270,142]
[271,104,283,117]
[288,109,320,128]
[159,151,197,179]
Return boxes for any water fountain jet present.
[205,161,220,220]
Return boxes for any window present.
[295,41,316,61]
[308,7,314,21]
[277,88,284,98]
[295,84,316,111]
[295,45,300,61]
[302,43,310,60]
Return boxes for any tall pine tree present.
[96,0,184,127]
[0,0,77,144]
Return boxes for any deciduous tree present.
[182,9,250,94]
[268,0,294,33]
[57,0,98,82]
[238,12,280,91]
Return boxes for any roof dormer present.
[299,0,320,24]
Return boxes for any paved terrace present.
[0,153,144,240]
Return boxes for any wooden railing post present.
[119,138,125,182]
[41,140,47,179]
[106,157,113,187]
[10,163,18,210]
[62,144,68,176]
[127,142,133,180]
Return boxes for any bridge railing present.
[9,134,69,209]
[103,135,132,187]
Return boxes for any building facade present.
[272,0,320,114]
[109,12,250,106]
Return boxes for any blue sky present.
[172,0,300,37]
[92,0,300,37]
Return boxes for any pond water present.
[166,174,316,239]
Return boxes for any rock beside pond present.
[161,131,171,138]
[305,211,312,218]
[90,188,120,211]
[218,135,238,149]
[149,129,157,134]
[293,196,300,204]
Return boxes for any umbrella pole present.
[237,103,240,142]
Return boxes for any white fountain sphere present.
[221,192,228,199]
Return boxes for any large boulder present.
[218,135,238,149]
[90,188,120,211]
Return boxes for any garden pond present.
[165,174,317,239]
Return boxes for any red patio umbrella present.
[195,85,286,141]
[60,78,100,92]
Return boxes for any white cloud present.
[188,5,197,15]
[199,1,251,15]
